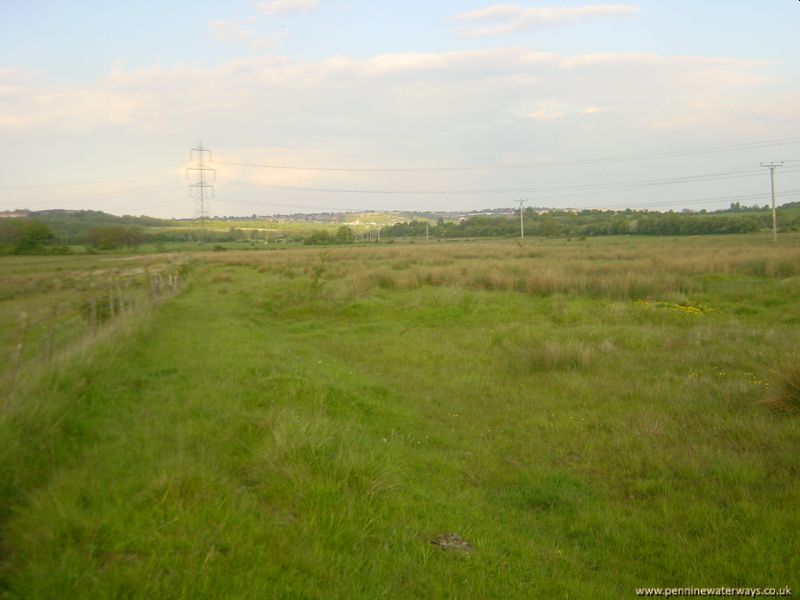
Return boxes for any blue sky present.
[1,1,799,217]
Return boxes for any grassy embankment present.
[1,234,799,598]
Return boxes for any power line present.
[219,165,800,196]
[595,187,800,210]
[214,136,800,173]
[213,186,799,214]
[0,163,183,190]
[0,183,186,208]
[6,140,799,217]
[128,197,197,212]
[67,184,186,204]
[214,197,367,213]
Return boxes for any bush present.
[304,230,332,245]
[84,225,146,250]
[3,219,55,253]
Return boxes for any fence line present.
[1,260,190,409]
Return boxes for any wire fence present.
[1,260,190,409]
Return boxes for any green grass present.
[0,254,188,404]
[1,235,799,598]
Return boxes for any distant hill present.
[2,202,799,244]
[0,210,175,244]
[31,209,172,228]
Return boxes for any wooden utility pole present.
[761,162,783,242]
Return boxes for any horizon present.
[3,199,789,224]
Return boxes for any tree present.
[0,220,22,252]
[539,218,562,238]
[85,225,146,250]
[304,230,332,245]
[334,225,353,244]
[14,220,54,253]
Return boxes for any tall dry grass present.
[206,237,800,302]
[760,360,800,413]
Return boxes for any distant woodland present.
[1,203,799,254]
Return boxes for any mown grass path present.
[1,247,799,598]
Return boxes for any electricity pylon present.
[187,142,215,233]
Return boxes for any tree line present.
[2,204,798,254]
[377,207,800,241]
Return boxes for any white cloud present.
[528,108,564,120]
[527,100,610,120]
[3,43,796,216]
[454,4,639,36]
[208,19,278,49]
[0,67,35,81]
[0,48,785,147]
[209,19,253,43]
[256,0,318,16]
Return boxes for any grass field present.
[1,234,799,598]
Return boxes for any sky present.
[1,0,799,218]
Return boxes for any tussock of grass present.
[525,340,594,371]
[495,328,596,372]
[760,361,800,413]
[366,268,397,290]
[210,272,233,284]
[252,407,403,500]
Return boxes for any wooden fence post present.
[44,305,58,363]
[2,311,29,408]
